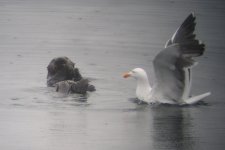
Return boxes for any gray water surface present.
[0,0,225,150]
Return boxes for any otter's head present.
[47,57,81,86]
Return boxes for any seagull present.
[123,13,211,105]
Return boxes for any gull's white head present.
[123,68,152,103]
[123,68,148,80]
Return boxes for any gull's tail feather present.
[183,92,211,105]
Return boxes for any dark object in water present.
[47,57,95,94]
[56,79,95,94]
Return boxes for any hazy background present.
[0,0,225,149]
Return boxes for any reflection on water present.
[128,101,196,150]
[152,106,195,150]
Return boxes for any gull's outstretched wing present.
[165,13,197,48]
[152,13,205,104]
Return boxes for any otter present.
[47,57,95,94]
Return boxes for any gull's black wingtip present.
[183,12,196,25]
[190,12,195,17]
[187,12,195,20]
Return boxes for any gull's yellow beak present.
[123,72,131,78]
